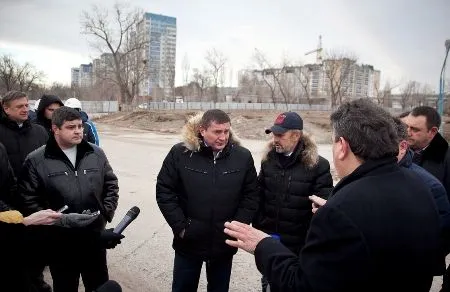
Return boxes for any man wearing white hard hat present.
[28,99,40,122]
[65,98,99,145]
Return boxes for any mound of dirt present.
[95,110,333,143]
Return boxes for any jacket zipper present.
[72,153,89,206]
[285,174,292,202]
[209,151,221,257]
[275,169,285,234]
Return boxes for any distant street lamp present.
[438,39,450,132]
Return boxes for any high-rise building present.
[70,64,93,88]
[137,13,177,98]
[92,53,115,85]
[71,67,80,88]
[238,61,381,103]
[79,64,93,88]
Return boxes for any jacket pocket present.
[184,166,208,174]
[48,171,69,177]
[183,218,209,241]
[223,169,241,175]
[83,168,99,174]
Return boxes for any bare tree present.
[165,54,176,100]
[253,49,290,109]
[373,80,399,107]
[205,48,226,103]
[290,64,313,106]
[253,50,278,106]
[81,3,147,108]
[323,51,357,107]
[192,68,211,101]
[413,83,433,107]
[400,81,419,110]
[181,54,190,100]
[0,55,44,93]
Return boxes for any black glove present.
[53,212,99,228]
[99,228,124,249]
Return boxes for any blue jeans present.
[172,252,233,292]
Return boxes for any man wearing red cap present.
[253,111,333,292]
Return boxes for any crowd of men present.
[0,90,121,292]
[2,87,450,292]
[157,101,450,292]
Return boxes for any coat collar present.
[398,149,414,168]
[44,135,94,168]
[181,112,241,153]
[0,108,32,132]
[422,133,449,162]
[331,157,399,196]
[261,132,319,169]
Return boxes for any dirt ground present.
[95,109,450,144]
[40,124,445,292]
[95,110,334,144]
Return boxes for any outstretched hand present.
[23,209,62,226]
[224,221,270,254]
[309,195,327,213]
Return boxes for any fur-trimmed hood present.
[261,131,319,169]
[181,112,241,152]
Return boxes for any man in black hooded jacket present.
[35,94,64,135]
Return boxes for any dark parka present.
[18,136,119,230]
[80,111,97,145]
[0,142,16,210]
[253,134,333,253]
[255,158,441,292]
[156,113,260,260]
[0,109,48,178]
[414,132,450,200]
[400,149,450,230]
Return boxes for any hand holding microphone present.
[100,206,140,249]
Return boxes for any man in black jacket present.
[404,106,450,291]
[0,142,16,209]
[224,99,441,292]
[156,109,259,292]
[253,111,333,291]
[405,106,450,196]
[19,106,119,292]
[35,94,64,136]
[0,91,48,179]
[0,91,50,291]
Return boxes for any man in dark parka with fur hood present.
[253,111,333,292]
[156,109,259,292]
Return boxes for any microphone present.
[95,280,122,292]
[113,206,140,234]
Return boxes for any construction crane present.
[305,35,323,64]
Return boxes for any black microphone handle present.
[113,215,133,234]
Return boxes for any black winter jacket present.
[415,133,450,199]
[255,158,441,292]
[156,113,259,260]
[35,94,64,135]
[0,110,48,178]
[80,111,96,144]
[253,135,333,253]
[0,142,16,210]
[18,136,119,230]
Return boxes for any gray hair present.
[2,91,27,107]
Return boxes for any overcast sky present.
[0,0,449,90]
